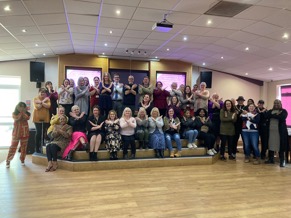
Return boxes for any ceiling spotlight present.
[220,56,224,59]
[35,43,39,47]
[109,30,113,34]
[245,73,248,75]
[144,51,147,55]
[166,48,170,51]
[268,67,273,71]
[43,53,46,56]
[155,56,158,59]
[104,43,108,46]
[116,10,121,15]
[183,36,188,41]
[102,52,105,55]
[245,47,249,51]
[202,62,206,66]
[207,20,212,25]
[138,51,140,55]
[22,29,27,33]
[4,5,11,11]
[282,33,289,39]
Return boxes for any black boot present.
[123,153,128,160]
[83,143,89,153]
[110,152,114,160]
[139,141,143,149]
[113,151,118,160]
[144,141,149,149]
[158,149,164,158]
[279,151,285,167]
[154,149,160,158]
[280,159,286,167]
[130,153,135,159]
[89,152,94,161]
[265,150,275,164]
[66,150,74,161]
[93,152,98,161]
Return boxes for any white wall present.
[0,57,58,127]
[192,66,262,104]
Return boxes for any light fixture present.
[202,62,206,66]
[155,56,158,59]
[126,50,128,53]
[104,43,108,46]
[282,33,289,39]
[166,48,170,51]
[35,43,39,47]
[268,67,273,71]
[43,53,46,56]
[245,47,249,51]
[22,29,27,33]
[245,73,248,75]
[116,10,121,15]
[102,52,105,55]
[207,19,212,25]
[4,5,11,11]
[138,51,140,55]
[109,30,113,34]
[183,36,188,41]
[144,51,147,55]
[220,56,224,59]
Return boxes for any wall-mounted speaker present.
[30,62,45,82]
[200,71,212,88]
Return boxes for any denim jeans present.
[165,133,182,151]
[241,131,260,158]
[183,130,198,143]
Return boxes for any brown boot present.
[174,151,182,157]
[45,161,53,172]
[170,151,175,158]
[51,161,58,171]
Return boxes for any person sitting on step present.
[135,107,149,149]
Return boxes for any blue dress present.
[150,127,165,149]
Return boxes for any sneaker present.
[6,161,10,168]
[187,143,194,149]
[220,156,226,161]
[229,155,236,161]
[244,157,250,163]
[21,161,25,166]
[253,159,260,165]
[207,149,215,156]
[191,143,198,148]
[211,148,217,154]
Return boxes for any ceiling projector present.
[152,14,173,32]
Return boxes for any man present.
[123,75,138,115]
[138,76,153,103]
[257,100,268,160]
[111,74,123,118]
[168,82,183,105]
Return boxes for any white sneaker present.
[6,161,10,168]
[21,162,25,166]
[207,149,215,156]
[187,143,194,149]
[211,148,217,154]
[191,143,198,148]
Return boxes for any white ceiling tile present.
[44,33,71,41]
[192,36,221,44]
[7,26,41,36]
[24,0,64,14]
[11,54,34,59]
[70,25,96,34]
[98,28,125,36]
[103,0,140,7]
[204,28,236,37]
[97,35,121,43]
[243,21,283,36]
[141,39,165,46]
[68,14,98,26]
[257,0,291,10]
[0,1,28,16]
[132,8,166,22]
[99,17,130,29]
[48,40,72,46]
[0,36,19,43]
[218,18,256,30]
[73,40,94,46]
[33,14,67,26]
[235,5,281,21]
[16,34,46,43]
[0,16,34,27]
[139,0,180,10]
[116,43,141,49]
[263,9,291,28]
[173,0,219,14]
[191,15,229,28]
[71,33,95,41]
[39,24,68,34]
[119,37,144,44]
[127,20,154,31]
[214,38,242,48]
[101,4,136,19]
[227,31,260,43]
[147,32,176,40]
[123,30,151,38]
[0,43,24,49]
[181,26,211,36]
[4,49,31,55]
[95,41,117,47]
[249,36,279,48]
[66,0,100,15]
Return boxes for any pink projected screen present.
[281,86,291,126]
[156,72,186,91]
[66,68,101,86]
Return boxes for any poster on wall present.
[156,71,186,91]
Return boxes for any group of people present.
[5,73,289,171]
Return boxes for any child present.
[6,102,31,168]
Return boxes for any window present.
[0,76,21,147]
[280,85,291,127]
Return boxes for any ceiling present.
[0,0,291,82]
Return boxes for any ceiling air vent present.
[204,1,252,17]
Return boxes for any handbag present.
[200,125,209,133]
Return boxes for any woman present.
[241,103,260,164]
[167,96,182,119]
[74,77,90,115]
[89,76,100,114]
[181,109,198,149]
[62,105,88,161]
[219,100,237,161]
[135,107,149,149]
[194,82,210,112]
[33,88,51,153]
[153,81,170,116]
[120,107,137,159]
[195,108,216,156]
[180,85,195,116]
[148,107,165,158]
[138,94,153,116]
[45,81,58,118]
[105,110,122,160]
[87,106,105,161]
[164,107,182,158]
[58,79,74,117]
[99,72,113,117]
[45,115,72,172]
[265,99,288,167]
[138,76,153,103]
[208,93,224,150]
[47,106,68,140]
[6,102,30,168]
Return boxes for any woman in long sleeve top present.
[219,100,237,161]
[241,103,260,164]
[181,109,198,149]
[120,107,137,159]
[180,85,195,116]
[74,77,90,115]
[135,107,149,149]
[148,107,165,158]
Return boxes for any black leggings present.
[122,135,136,155]
[46,143,61,161]
[34,122,50,153]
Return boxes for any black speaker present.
[30,61,45,82]
[200,71,212,88]
[27,128,36,154]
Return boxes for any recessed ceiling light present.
[4,5,11,11]
[35,43,39,47]
[207,20,212,25]
[22,29,27,33]
[220,56,224,59]
[282,33,289,39]
[268,67,273,71]
[104,43,108,46]
[166,48,170,51]
[116,10,121,15]
[245,47,249,51]
[202,62,206,66]
[43,53,46,56]
[102,52,105,55]
[155,56,158,59]
[183,36,187,41]
[245,73,248,75]
[109,30,113,34]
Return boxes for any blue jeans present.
[241,131,260,158]
[165,133,182,151]
[183,130,198,143]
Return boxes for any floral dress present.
[105,122,122,153]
